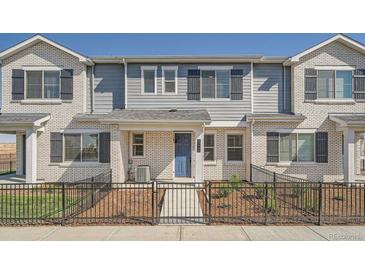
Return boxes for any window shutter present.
[50,132,63,163]
[61,69,73,100]
[99,132,111,163]
[267,132,279,162]
[12,69,25,100]
[353,69,365,100]
[187,69,200,100]
[230,69,243,100]
[315,132,328,163]
[304,68,317,100]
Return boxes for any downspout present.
[123,58,128,109]
[250,62,254,113]
[91,64,95,113]
[283,64,286,113]
[250,118,255,182]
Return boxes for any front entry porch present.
[0,113,50,183]
[329,114,365,183]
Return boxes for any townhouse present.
[0,34,364,184]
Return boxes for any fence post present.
[151,181,156,225]
[250,164,253,182]
[61,183,66,225]
[264,183,268,225]
[91,176,95,206]
[273,172,276,183]
[318,181,323,226]
[208,182,212,225]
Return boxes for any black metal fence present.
[1,166,365,226]
[0,154,16,175]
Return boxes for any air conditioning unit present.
[135,165,151,183]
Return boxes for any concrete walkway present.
[0,225,365,240]
[159,188,203,224]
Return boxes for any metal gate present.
[157,182,207,224]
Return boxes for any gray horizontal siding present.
[127,63,251,121]
[253,64,284,113]
[94,64,124,113]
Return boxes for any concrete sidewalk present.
[1,225,365,241]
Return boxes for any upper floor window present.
[162,67,178,94]
[26,70,60,99]
[201,70,230,99]
[141,66,157,94]
[317,70,352,99]
[64,133,99,162]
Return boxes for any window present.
[204,134,215,161]
[132,133,144,157]
[26,70,60,99]
[64,133,98,162]
[278,133,315,162]
[226,134,243,162]
[142,67,156,94]
[318,70,352,99]
[163,68,177,94]
[201,70,230,99]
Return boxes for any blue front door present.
[175,133,191,177]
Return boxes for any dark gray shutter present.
[187,69,200,100]
[50,132,63,163]
[61,69,73,100]
[353,69,365,100]
[304,68,317,100]
[231,69,243,100]
[12,69,25,100]
[99,132,110,163]
[267,132,279,162]
[315,132,328,163]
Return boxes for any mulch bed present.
[72,188,165,225]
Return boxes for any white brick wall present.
[1,42,110,182]
[204,127,248,181]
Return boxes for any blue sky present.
[0,33,365,144]
[0,33,365,57]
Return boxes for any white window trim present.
[315,66,355,71]
[24,70,61,100]
[162,66,178,94]
[130,132,146,158]
[141,66,157,95]
[63,132,100,163]
[200,69,231,100]
[225,132,244,164]
[204,131,216,164]
[277,132,316,163]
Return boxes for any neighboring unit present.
[0,34,364,183]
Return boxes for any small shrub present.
[333,195,344,201]
[229,174,242,189]
[266,194,278,214]
[216,188,230,198]
[254,183,265,199]
[292,183,308,197]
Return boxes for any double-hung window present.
[162,67,177,94]
[317,70,352,99]
[201,69,230,99]
[132,133,144,157]
[204,134,215,161]
[64,133,99,162]
[278,133,315,162]
[142,67,157,94]
[26,70,60,99]
[226,134,243,162]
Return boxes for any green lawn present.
[0,194,84,219]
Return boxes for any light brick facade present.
[1,41,110,182]
[1,35,365,183]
